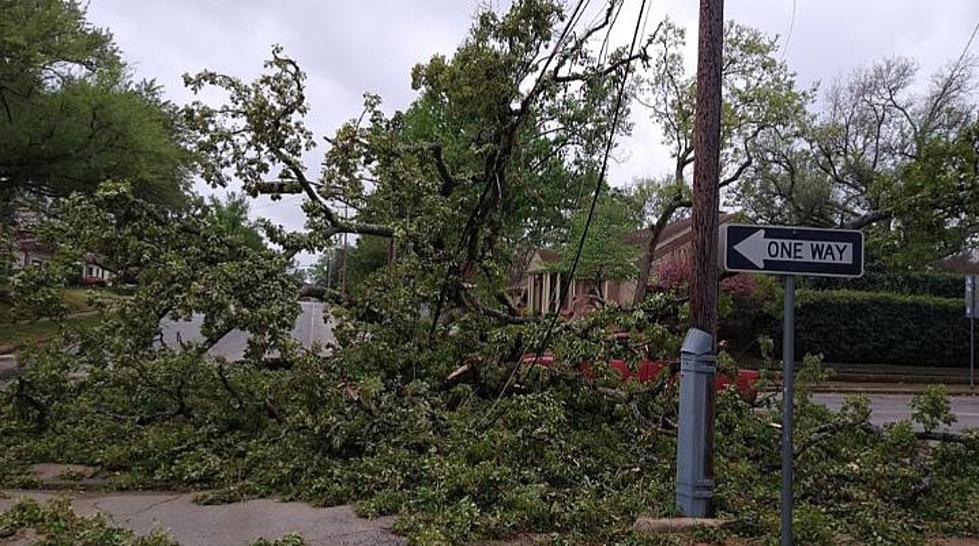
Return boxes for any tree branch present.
[431,143,459,197]
[844,209,891,230]
[461,287,542,324]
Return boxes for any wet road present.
[811,392,979,432]
[158,301,333,361]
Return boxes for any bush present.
[789,290,969,366]
[805,270,963,299]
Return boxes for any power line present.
[599,0,627,61]
[780,0,797,60]
[954,19,979,69]
[484,0,652,422]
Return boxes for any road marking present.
[734,229,853,268]
[307,304,316,344]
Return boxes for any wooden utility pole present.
[690,0,723,515]
[692,0,723,339]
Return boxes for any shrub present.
[788,290,969,366]
[651,254,775,349]
[805,270,963,298]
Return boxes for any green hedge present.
[787,290,970,367]
[804,271,963,299]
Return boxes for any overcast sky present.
[85,1,979,264]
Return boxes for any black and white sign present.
[721,224,864,278]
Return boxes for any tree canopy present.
[206,192,267,252]
[183,0,653,325]
[628,19,811,303]
[0,0,193,216]
[731,56,979,267]
[556,193,640,297]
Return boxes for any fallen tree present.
[2,2,978,545]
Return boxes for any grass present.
[0,313,106,353]
[61,288,99,313]
[0,288,121,353]
[0,288,101,323]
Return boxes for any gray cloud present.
[86,1,979,263]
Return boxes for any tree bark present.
[632,199,690,306]
[690,0,723,341]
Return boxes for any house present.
[509,213,735,316]
[80,253,115,285]
[12,230,53,268]
[10,231,115,285]
[935,248,979,275]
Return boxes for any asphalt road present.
[158,301,334,361]
[812,392,979,432]
[0,303,332,388]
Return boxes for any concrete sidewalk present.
[0,489,405,546]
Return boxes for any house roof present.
[13,231,48,253]
[536,248,562,264]
[623,212,736,262]
[522,212,737,274]
[82,252,114,271]
[935,248,979,275]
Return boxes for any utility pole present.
[691,0,723,345]
[676,0,722,519]
[340,204,349,296]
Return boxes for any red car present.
[520,353,760,401]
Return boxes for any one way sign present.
[721,224,864,278]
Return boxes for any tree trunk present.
[632,201,687,306]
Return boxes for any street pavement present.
[158,301,334,361]
[812,392,979,432]
[0,354,16,381]
[0,490,404,546]
[0,302,333,389]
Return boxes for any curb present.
[809,387,979,395]
[762,384,979,395]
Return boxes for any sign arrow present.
[733,229,768,268]
[732,229,854,268]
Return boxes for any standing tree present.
[0,0,193,217]
[630,21,810,304]
[731,56,978,267]
[556,194,640,300]
[206,192,267,252]
[309,249,342,289]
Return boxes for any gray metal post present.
[781,276,796,546]
[968,275,976,390]
[676,327,715,516]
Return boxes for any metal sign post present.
[717,223,864,546]
[967,275,976,390]
[780,276,795,546]
[676,328,716,516]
